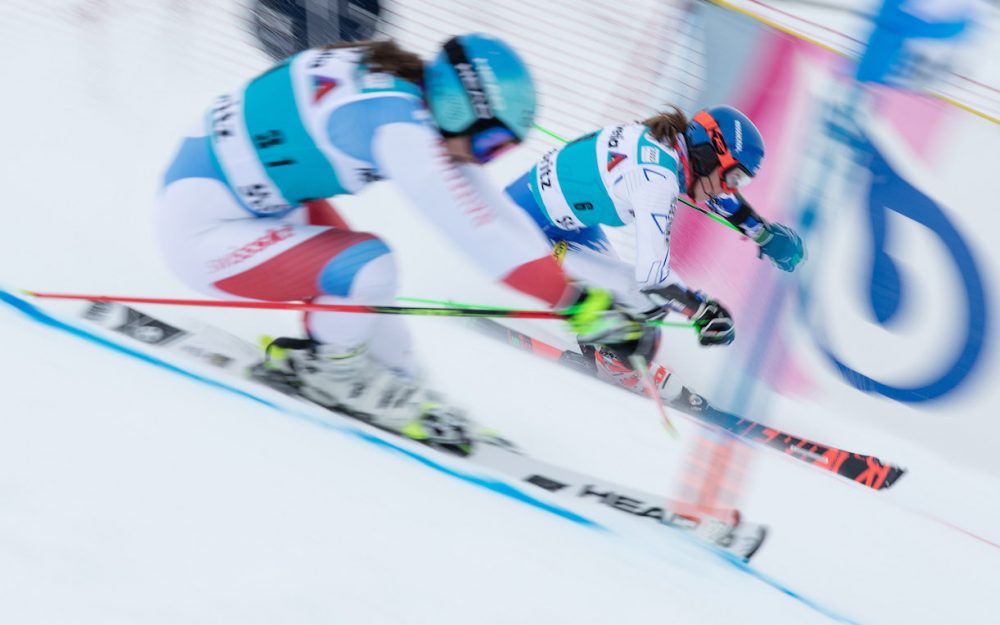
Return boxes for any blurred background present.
[3,1,1000,623]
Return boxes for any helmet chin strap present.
[694,176,714,202]
[677,150,712,200]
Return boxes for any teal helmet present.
[424,33,536,163]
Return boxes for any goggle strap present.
[693,111,740,173]
[694,110,752,193]
[442,37,497,125]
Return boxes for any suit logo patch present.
[607,151,627,171]
[312,76,338,103]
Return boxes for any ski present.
[75,300,767,560]
[470,318,905,491]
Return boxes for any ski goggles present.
[469,121,520,163]
[692,111,754,194]
[439,37,521,164]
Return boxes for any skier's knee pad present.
[317,232,397,301]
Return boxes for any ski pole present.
[628,353,679,438]
[22,290,696,329]
[19,290,567,321]
[396,296,695,330]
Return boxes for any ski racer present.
[503,105,805,387]
[155,34,654,452]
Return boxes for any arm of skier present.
[373,119,658,359]
[372,119,574,307]
[706,192,805,272]
[628,167,686,298]
[631,167,735,346]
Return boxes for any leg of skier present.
[301,199,416,375]
[155,136,471,452]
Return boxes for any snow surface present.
[2,2,999,624]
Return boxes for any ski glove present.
[759,222,805,272]
[565,288,659,364]
[639,284,734,347]
[692,299,735,346]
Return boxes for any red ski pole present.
[20,290,567,321]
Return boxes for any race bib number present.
[209,93,295,215]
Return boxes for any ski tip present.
[17,288,36,297]
[879,465,907,490]
[742,525,768,561]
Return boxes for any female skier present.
[503,105,804,386]
[155,34,651,452]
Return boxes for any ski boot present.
[581,343,700,410]
[254,337,474,456]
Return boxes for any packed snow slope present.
[2,2,999,624]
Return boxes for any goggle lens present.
[723,166,753,192]
[471,125,519,163]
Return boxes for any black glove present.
[691,299,735,346]
[641,284,735,347]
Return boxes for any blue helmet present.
[424,33,536,163]
[685,105,764,193]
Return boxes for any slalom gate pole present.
[628,354,679,438]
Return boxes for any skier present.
[155,34,653,452]
[503,105,804,387]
